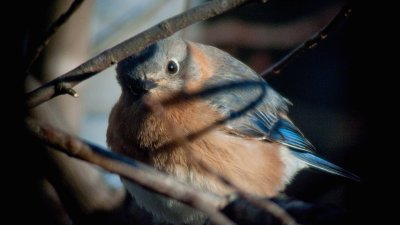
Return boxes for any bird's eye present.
[166,59,179,75]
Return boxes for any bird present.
[107,36,359,225]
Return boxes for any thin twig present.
[260,4,352,79]
[26,118,236,225]
[26,0,85,72]
[26,0,260,108]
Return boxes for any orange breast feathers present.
[107,92,286,197]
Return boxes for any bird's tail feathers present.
[290,150,360,182]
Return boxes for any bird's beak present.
[143,79,158,91]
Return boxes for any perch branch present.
[26,0,85,72]
[26,118,236,225]
[26,0,259,108]
[260,4,352,79]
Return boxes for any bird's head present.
[116,37,199,101]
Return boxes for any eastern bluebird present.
[107,36,359,225]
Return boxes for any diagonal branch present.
[26,0,85,72]
[26,118,236,225]
[26,0,259,108]
[260,4,352,79]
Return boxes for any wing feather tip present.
[291,150,361,182]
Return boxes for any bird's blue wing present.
[246,110,360,181]
[203,71,359,181]
[248,110,316,153]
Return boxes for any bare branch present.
[26,0,259,108]
[26,0,85,72]
[260,4,352,79]
[26,118,236,225]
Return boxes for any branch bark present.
[260,4,352,79]
[26,0,258,108]
[26,118,236,225]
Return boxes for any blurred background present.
[17,0,368,224]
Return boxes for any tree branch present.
[26,0,85,72]
[26,118,236,225]
[26,0,259,108]
[260,4,352,79]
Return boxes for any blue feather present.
[290,151,360,181]
[270,118,316,153]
